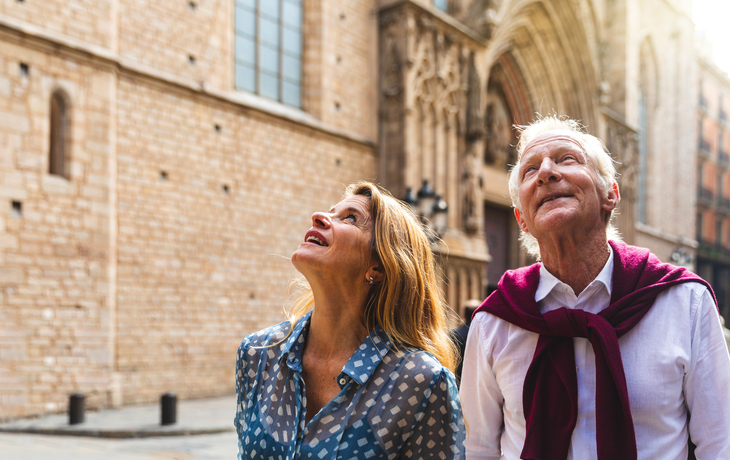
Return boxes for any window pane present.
[259,72,279,100]
[260,0,280,20]
[235,64,256,92]
[235,35,256,65]
[282,80,301,108]
[433,0,447,11]
[235,0,256,8]
[259,43,279,74]
[282,28,301,56]
[235,6,256,38]
[282,2,301,31]
[282,54,301,83]
[260,16,280,47]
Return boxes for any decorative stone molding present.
[379,0,490,304]
[602,107,639,244]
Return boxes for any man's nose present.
[537,158,561,184]
[311,211,331,228]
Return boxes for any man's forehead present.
[522,130,586,155]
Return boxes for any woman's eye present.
[344,214,357,222]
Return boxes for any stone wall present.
[114,76,376,404]
[0,0,378,419]
[0,37,115,418]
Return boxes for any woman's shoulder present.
[387,346,455,385]
[238,319,294,356]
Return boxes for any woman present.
[235,181,465,459]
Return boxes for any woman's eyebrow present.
[329,205,364,216]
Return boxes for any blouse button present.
[338,377,347,386]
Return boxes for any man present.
[460,116,730,460]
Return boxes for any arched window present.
[49,90,69,178]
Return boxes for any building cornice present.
[636,222,699,249]
[378,0,487,48]
[697,56,730,88]
[0,15,376,150]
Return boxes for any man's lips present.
[304,230,328,246]
[538,194,573,208]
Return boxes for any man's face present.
[514,131,617,241]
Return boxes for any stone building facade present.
[695,36,730,326]
[0,0,700,419]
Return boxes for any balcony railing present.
[719,197,730,210]
[699,138,711,152]
[700,94,708,109]
[699,187,714,202]
[721,152,730,166]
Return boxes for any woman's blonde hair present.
[286,181,458,372]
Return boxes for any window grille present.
[234,0,302,108]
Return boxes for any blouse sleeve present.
[234,337,254,460]
[399,366,466,459]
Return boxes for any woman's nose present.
[311,211,331,228]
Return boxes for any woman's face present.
[291,195,376,283]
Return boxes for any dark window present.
[234,0,302,108]
[49,91,69,178]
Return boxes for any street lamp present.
[402,180,448,240]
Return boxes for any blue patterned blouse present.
[234,311,465,459]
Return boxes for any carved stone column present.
[603,109,639,245]
[379,1,490,308]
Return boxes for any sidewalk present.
[0,395,237,439]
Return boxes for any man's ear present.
[515,208,529,233]
[602,182,620,213]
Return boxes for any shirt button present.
[338,377,347,386]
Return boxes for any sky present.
[693,0,730,74]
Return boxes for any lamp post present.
[402,180,448,241]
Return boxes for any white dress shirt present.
[460,249,730,459]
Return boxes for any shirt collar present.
[280,311,392,388]
[281,311,311,372]
[535,245,614,302]
[338,326,392,388]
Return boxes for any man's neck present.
[539,238,611,295]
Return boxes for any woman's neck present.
[305,281,371,359]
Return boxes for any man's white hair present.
[508,115,621,259]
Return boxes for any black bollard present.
[160,392,177,425]
[69,393,85,425]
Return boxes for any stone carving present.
[463,52,483,233]
[606,120,638,200]
[466,52,483,141]
[484,87,516,170]
[604,115,639,244]
[459,0,501,40]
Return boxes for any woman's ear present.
[366,260,385,284]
